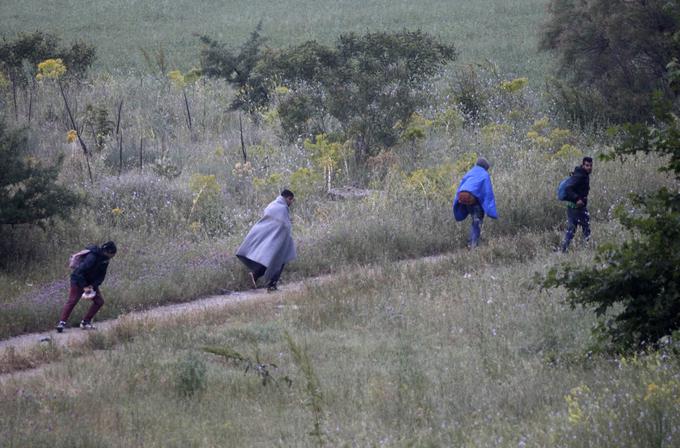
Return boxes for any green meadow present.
[0,0,550,78]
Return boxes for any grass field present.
[2,1,680,445]
[0,0,551,79]
[2,233,679,446]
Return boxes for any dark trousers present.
[60,284,104,322]
[561,206,591,252]
[464,204,485,247]
[237,255,285,286]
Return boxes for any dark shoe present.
[80,320,96,330]
[56,321,67,333]
[248,272,258,289]
[267,283,278,292]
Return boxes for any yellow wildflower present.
[168,70,185,89]
[111,207,123,217]
[189,221,202,233]
[499,77,528,93]
[66,130,78,143]
[0,71,9,89]
[644,383,659,401]
[36,58,67,80]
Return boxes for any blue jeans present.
[561,206,590,252]
[465,204,485,247]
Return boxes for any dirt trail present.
[0,275,327,383]
[0,252,454,382]
[0,280,316,353]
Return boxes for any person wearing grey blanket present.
[236,189,297,291]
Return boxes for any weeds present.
[174,352,207,398]
[203,344,291,387]
[285,331,326,447]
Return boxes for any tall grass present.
[2,234,678,446]
[0,63,674,340]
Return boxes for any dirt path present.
[0,252,456,382]
[0,275,328,382]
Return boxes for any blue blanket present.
[452,165,498,221]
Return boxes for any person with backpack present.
[236,190,296,292]
[452,158,498,248]
[560,157,593,252]
[56,241,117,332]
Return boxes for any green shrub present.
[174,353,207,398]
[543,100,680,351]
[540,0,680,123]
[0,123,79,258]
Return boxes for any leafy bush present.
[540,0,680,123]
[0,122,78,227]
[0,32,95,119]
[174,353,207,398]
[261,30,456,160]
[543,102,680,351]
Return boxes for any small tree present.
[199,23,268,161]
[263,30,456,161]
[199,22,269,113]
[0,32,95,121]
[539,0,680,123]
[0,122,78,227]
[543,98,680,351]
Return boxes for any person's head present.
[476,157,490,171]
[101,241,117,258]
[581,156,593,174]
[281,189,295,206]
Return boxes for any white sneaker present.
[79,320,96,330]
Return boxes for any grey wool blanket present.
[236,196,297,279]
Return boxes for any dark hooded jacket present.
[71,245,112,288]
[564,166,590,206]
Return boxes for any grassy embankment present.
[2,233,679,446]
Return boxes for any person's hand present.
[82,286,96,300]
[576,199,584,207]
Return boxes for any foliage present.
[448,62,497,125]
[543,104,680,351]
[285,331,326,447]
[0,32,93,83]
[261,30,456,160]
[151,154,181,179]
[0,122,78,227]
[303,134,346,191]
[403,163,456,206]
[199,23,268,113]
[167,67,201,89]
[499,77,528,94]
[173,353,207,398]
[82,104,114,152]
[540,0,680,123]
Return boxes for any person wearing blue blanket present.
[452,158,498,248]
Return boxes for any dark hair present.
[101,241,117,254]
[582,156,593,164]
[280,189,294,199]
[476,157,490,170]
